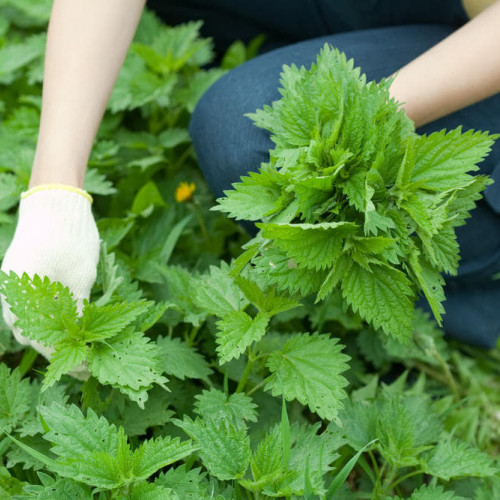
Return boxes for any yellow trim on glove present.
[21,184,93,204]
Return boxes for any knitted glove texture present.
[0,185,100,377]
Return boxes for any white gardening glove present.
[0,184,100,378]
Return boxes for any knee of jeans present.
[190,68,275,197]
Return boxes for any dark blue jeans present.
[173,2,500,348]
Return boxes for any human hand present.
[0,184,100,378]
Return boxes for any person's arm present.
[389,0,500,128]
[29,0,146,189]
[0,0,146,365]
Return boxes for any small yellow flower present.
[175,181,196,203]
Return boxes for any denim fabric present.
[189,21,500,348]
[147,0,468,55]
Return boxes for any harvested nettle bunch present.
[215,45,497,342]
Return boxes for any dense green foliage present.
[1,2,500,499]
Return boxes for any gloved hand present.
[0,184,100,377]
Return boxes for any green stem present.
[388,469,424,491]
[381,466,398,496]
[187,324,201,346]
[236,354,254,393]
[433,349,460,401]
[357,454,376,485]
[411,361,449,387]
[246,378,267,397]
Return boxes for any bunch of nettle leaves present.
[1,3,500,499]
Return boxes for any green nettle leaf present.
[40,403,196,489]
[253,247,328,296]
[214,171,282,221]
[81,300,151,342]
[216,311,270,364]
[341,262,416,342]
[128,480,176,500]
[0,271,78,346]
[0,364,32,434]
[193,262,248,317]
[215,44,497,339]
[0,271,166,399]
[155,465,209,499]
[258,222,359,271]
[234,276,301,317]
[87,327,167,403]
[130,435,198,480]
[265,333,350,420]
[393,484,465,500]
[240,425,296,494]
[0,34,46,84]
[21,477,91,499]
[194,388,258,429]
[422,438,498,480]
[173,416,251,481]
[42,340,89,390]
[157,336,213,381]
[111,386,173,437]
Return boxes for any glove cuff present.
[22,183,93,204]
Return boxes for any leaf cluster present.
[215,45,497,341]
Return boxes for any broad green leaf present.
[87,327,167,396]
[42,340,89,390]
[393,484,464,500]
[128,480,177,500]
[194,388,258,429]
[131,180,166,215]
[341,262,415,341]
[155,465,209,500]
[81,300,152,342]
[240,425,295,494]
[193,263,247,317]
[157,336,212,381]
[83,168,116,196]
[40,404,119,460]
[131,436,197,480]
[265,333,349,420]
[253,247,328,296]
[0,34,46,84]
[423,438,497,480]
[216,311,270,364]
[40,403,194,489]
[234,276,301,316]
[214,171,281,221]
[0,364,32,434]
[111,386,173,437]
[412,128,495,190]
[174,68,227,112]
[0,271,77,346]
[20,477,91,499]
[173,416,251,481]
[257,222,359,271]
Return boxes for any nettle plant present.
[1,13,500,498]
[216,45,496,342]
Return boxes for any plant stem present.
[186,324,201,346]
[388,469,424,490]
[236,353,254,393]
[433,349,460,401]
[380,466,398,496]
[246,378,267,396]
